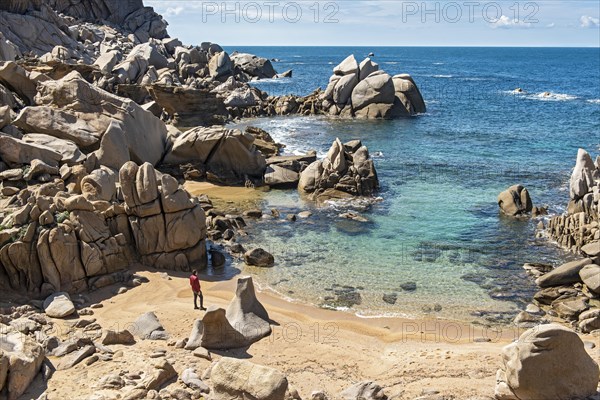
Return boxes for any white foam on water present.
[433,62,444,65]
[587,99,600,104]
[433,74,453,78]
[528,92,578,101]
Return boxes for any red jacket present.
[189,275,201,292]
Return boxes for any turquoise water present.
[224,47,600,323]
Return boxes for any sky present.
[145,0,600,46]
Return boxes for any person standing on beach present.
[189,270,206,310]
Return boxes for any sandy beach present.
[34,266,599,399]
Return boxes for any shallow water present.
[223,47,600,324]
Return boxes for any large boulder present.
[535,258,592,288]
[94,120,131,170]
[392,74,427,114]
[244,248,275,267]
[569,148,596,200]
[209,51,233,80]
[21,133,85,165]
[230,53,277,79]
[210,358,289,400]
[164,126,266,184]
[0,62,38,105]
[580,264,600,294]
[351,72,395,111]
[498,185,533,216]
[333,73,358,105]
[0,324,45,400]
[495,324,599,400]
[333,54,359,76]
[14,71,167,165]
[358,58,379,81]
[0,135,63,167]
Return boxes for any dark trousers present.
[193,291,204,308]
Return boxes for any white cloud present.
[490,15,532,29]
[580,15,600,28]
[165,6,184,17]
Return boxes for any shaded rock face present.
[320,54,426,119]
[164,126,266,185]
[546,148,599,253]
[0,162,207,296]
[299,139,379,201]
[186,277,271,350]
[495,324,599,400]
[210,357,289,400]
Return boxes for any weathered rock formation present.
[185,277,271,350]
[299,139,379,202]
[495,324,599,400]
[164,126,267,185]
[546,148,599,253]
[319,55,426,119]
[498,185,533,216]
[0,162,207,297]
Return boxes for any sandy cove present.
[36,267,600,400]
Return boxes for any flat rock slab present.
[581,241,600,257]
[56,345,96,370]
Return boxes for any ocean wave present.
[528,92,578,101]
[433,62,444,65]
[384,62,399,65]
[433,74,453,78]
[587,99,600,104]
[503,89,527,95]
[372,151,385,158]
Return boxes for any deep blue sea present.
[223,46,600,323]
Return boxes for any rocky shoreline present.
[1,0,599,399]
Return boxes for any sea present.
[222,46,600,324]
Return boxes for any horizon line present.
[218,44,600,48]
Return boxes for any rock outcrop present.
[14,71,168,166]
[163,126,267,185]
[299,139,379,201]
[495,324,599,400]
[0,162,207,296]
[319,55,426,118]
[546,149,599,253]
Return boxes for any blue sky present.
[146,1,600,46]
